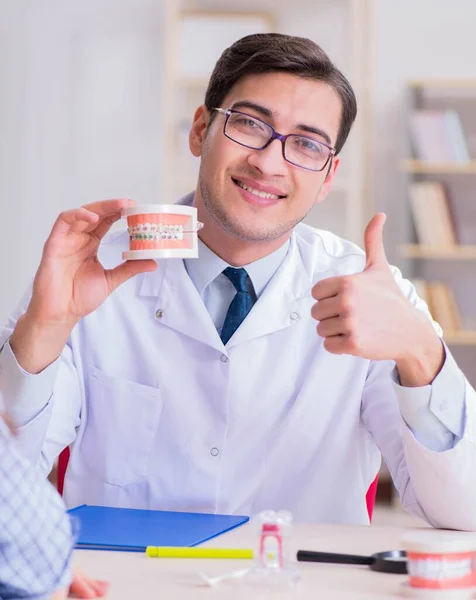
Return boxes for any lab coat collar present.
[140,258,224,352]
[138,228,332,352]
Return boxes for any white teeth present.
[236,180,281,200]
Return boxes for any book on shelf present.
[409,109,470,162]
[412,278,462,332]
[408,181,457,246]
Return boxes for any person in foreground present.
[0,33,475,530]
[0,412,109,599]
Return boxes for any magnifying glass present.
[297,549,408,574]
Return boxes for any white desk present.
[73,522,432,599]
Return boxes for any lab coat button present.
[220,354,228,363]
[155,309,164,319]
[290,312,299,320]
[210,447,219,457]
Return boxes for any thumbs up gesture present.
[311,214,443,377]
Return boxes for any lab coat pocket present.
[81,368,163,486]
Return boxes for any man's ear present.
[316,155,340,204]
[189,105,210,157]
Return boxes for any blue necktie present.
[220,267,255,345]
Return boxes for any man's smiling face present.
[190,71,342,246]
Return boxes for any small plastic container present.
[122,204,202,260]
[243,510,299,589]
[400,531,476,599]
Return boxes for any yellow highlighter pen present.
[146,547,254,559]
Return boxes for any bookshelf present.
[408,79,476,90]
[400,245,476,260]
[401,159,476,174]
[161,0,373,246]
[444,331,476,346]
[402,79,476,348]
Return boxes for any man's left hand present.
[311,213,444,385]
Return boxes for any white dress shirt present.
[0,194,475,529]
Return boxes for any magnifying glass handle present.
[297,550,373,566]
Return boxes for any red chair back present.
[366,474,379,521]
[57,447,70,496]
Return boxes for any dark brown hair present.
[205,33,357,154]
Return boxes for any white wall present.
[2,0,476,325]
[0,0,165,321]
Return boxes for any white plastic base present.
[122,248,199,260]
[400,582,476,599]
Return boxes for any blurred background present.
[1,0,475,520]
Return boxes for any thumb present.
[106,259,157,293]
[364,213,388,270]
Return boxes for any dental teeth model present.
[121,205,202,259]
[400,530,476,596]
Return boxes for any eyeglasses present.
[212,107,335,172]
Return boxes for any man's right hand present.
[10,199,157,374]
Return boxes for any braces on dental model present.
[128,223,183,241]
[127,222,203,242]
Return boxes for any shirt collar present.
[185,238,229,296]
[185,237,290,298]
[179,191,290,297]
[240,240,290,297]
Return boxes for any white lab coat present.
[1,222,476,529]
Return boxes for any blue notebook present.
[68,504,249,552]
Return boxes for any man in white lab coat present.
[1,33,475,529]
